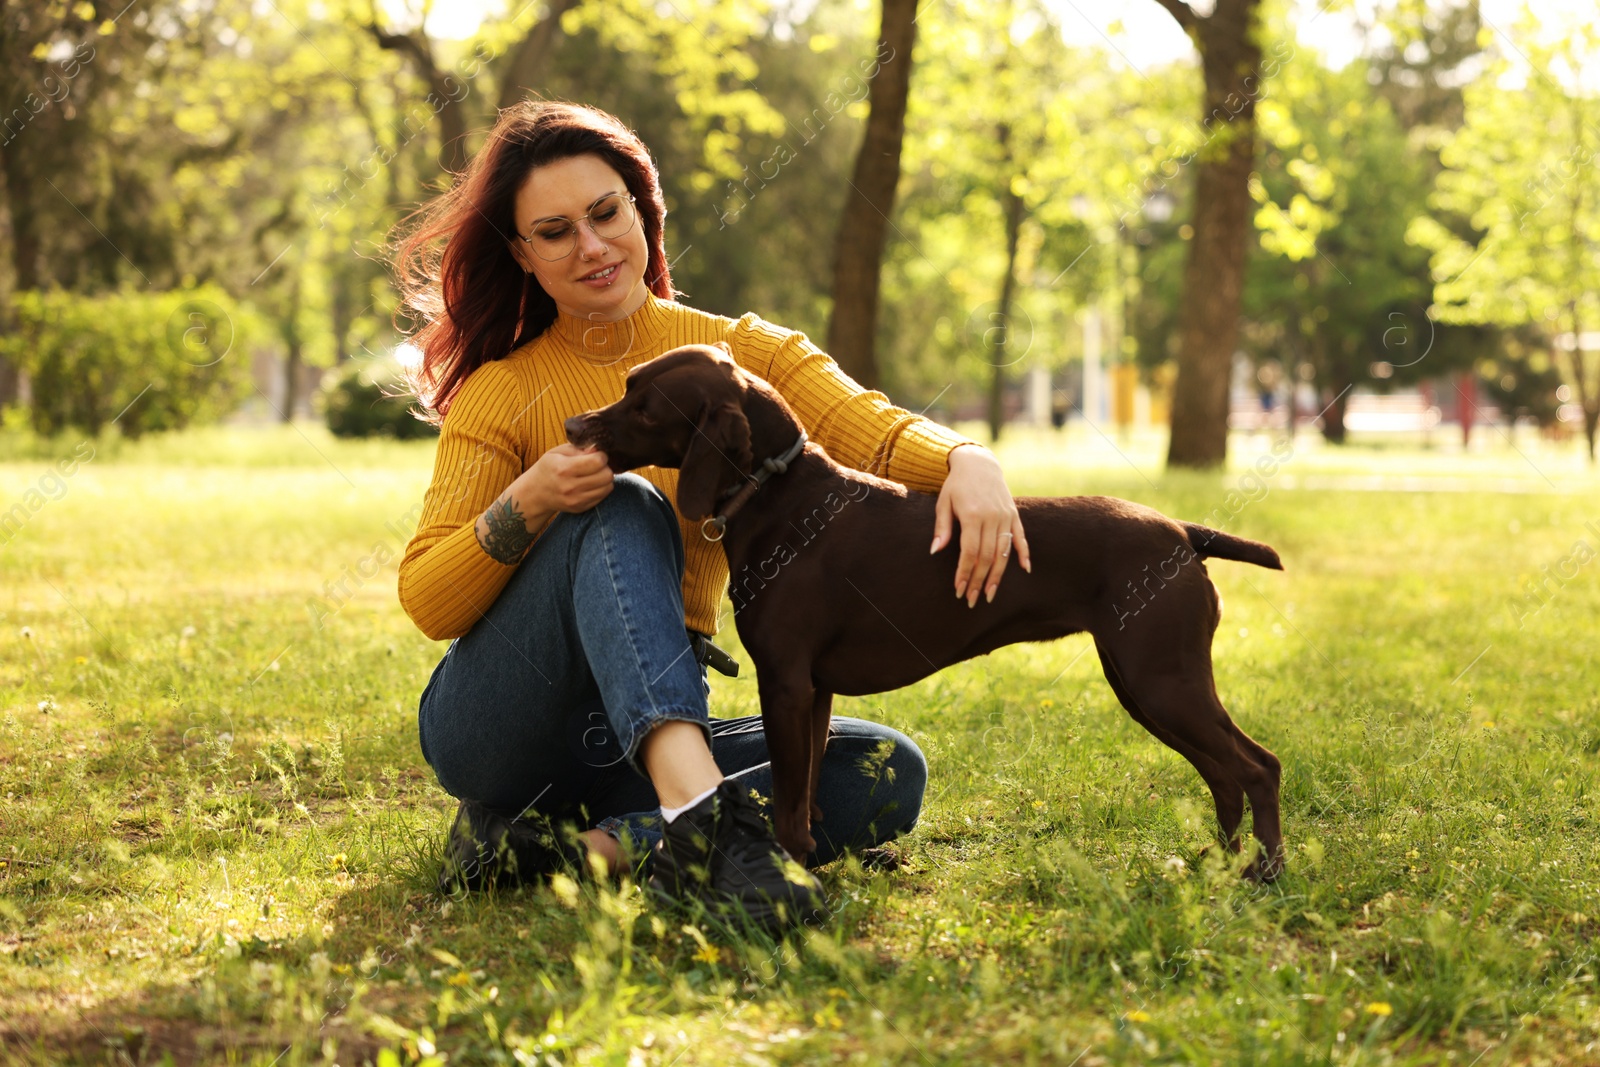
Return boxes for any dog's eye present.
[637,409,657,426]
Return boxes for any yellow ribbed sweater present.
[397,293,977,641]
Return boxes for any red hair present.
[392,101,676,424]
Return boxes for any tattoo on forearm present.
[479,496,536,564]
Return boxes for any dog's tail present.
[1182,524,1284,570]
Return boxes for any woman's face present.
[509,154,651,323]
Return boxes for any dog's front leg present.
[757,670,819,862]
[809,690,832,827]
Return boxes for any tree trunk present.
[1563,131,1597,464]
[282,278,302,424]
[1320,379,1349,444]
[0,144,43,408]
[825,0,917,390]
[987,158,1025,442]
[331,269,353,365]
[0,147,42,291]
[1565,301,1598,464]
[1156,0,1263,469]
[369,24,471,174]
[496,0,582,111]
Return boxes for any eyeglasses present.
[518,192,638,261]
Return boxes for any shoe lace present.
[717,786,790,864]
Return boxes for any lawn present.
[2,421,1599,1065]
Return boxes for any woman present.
[394,102,1030,929]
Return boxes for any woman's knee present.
[829,718,927,825]
[598,472,675,527]
[588,472,683,567]
[878,726,927,819]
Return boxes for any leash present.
[698,431,807,543]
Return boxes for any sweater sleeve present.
[726,313,978,493]
[397,359,534,641]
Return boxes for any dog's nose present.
[564,413,595,444]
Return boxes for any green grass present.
[3,421,1600,1065]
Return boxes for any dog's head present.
[565,344,757,521]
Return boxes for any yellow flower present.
[75,656,88,665]
[447,970,472,987]
[693,943,721,966]
[1124,1009,1152,1023]
[1364,1002,1393,1016]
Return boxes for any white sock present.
[660,782,721,824]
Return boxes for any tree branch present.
[364,8,469,173]
[496,0,581,112]
[1150,0,1199,33]
[367,22,438,82]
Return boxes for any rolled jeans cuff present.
[596,812,664,865]
[618,706,714,776]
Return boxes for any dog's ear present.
[677,401,751,520]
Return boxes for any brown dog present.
[566,345,1287,880]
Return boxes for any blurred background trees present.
[0,0,1593,462]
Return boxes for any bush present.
[0,287,255,439]
[317,358,437,440]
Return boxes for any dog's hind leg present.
[1094,640,1247,853]
[1105,651,1283,880]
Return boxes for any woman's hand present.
[476,444,613,564]
[520,443,615,516]
[931,443,1030,607]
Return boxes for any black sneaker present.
[437,799,586,893]
[648,780,828,930]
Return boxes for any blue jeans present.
[417,473,926,865]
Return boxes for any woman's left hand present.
[931,443,1030,607]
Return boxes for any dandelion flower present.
[693,943,721,966]
[1364,1002,1393,1016]
[1125,1010,1152,1023]
[37,697,57,714]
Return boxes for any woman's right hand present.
[475,445,613,564]
[518,443,615,516]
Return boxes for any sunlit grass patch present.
[2,424,1599,1064]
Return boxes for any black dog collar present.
[699,431,807,542]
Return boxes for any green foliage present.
[0,287,256,439]
[1411,18,1600,330]
[1407,11,1600,454]
[886,0,1188,402]
[1244,53,1435,393]
[318,358,438,440]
